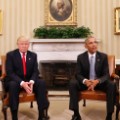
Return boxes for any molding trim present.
[30,39,86,43]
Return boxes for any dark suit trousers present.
[5,79,49,111]
[69,79,116,114]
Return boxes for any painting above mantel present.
[44,0,77,26]
[0,10,3,35]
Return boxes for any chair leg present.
[115,103,119,120]
[83,99,86,107]
[30,101,33,108]
[2,106,8,120]
[44,107,49,119]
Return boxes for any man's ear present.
[84,44,87,49]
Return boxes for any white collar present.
[88,52,96,58]
[19,51,27,56]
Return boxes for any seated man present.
[4,36,49,120]
[69,36,116,120]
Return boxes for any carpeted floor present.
[0,97,118,120]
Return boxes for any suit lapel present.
[95,52,101,72]
[26,52,32,75]
[84,52,90,72]
[15,50,23,73]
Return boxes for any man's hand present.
[84,80,92,87]
[88,80,99,91]
[28,82,34,93]
[21,82,32,94]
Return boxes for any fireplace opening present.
[39,60,76,90]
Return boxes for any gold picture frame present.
[45,0,77,26]
[0,10,3,35]
[114,7,120,34]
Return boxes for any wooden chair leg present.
[83,99,86,107]
[2,106,8,120]
[30,101,33,108]
[115,103,119,120]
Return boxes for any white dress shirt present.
[83,52,96,84]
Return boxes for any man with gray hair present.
[69,36,116,120]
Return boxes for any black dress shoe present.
[105,114,112,120]
[38,116,49,120]
[71,114,82,120]
[43,115,50,120]
[41,117,49,120]
[38,115,50,120]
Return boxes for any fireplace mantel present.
[30,38,86,43]
[29,38,88,62]
[29,39,120,65]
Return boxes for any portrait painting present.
[114,7,120,34]
[50,0,72,21]
[45,0,77,26]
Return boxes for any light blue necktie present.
[89,55,96,80]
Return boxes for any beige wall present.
[0,0,120,58]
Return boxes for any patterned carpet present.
[0,97,118,120]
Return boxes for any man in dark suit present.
[5,36,49,120]
[69,36,116,120]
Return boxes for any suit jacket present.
[5,49,39,84]
[76,51,110,84]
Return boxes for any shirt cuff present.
[83,79,88,84]
[97,79,101,84]
[20,81,24,86]
[29,80,35,84]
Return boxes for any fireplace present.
[29,39,87,90]
[39,60,76,90]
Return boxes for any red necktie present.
[22,52,26,76]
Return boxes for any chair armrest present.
[0,75,5,91]
[0,74,6,79]
[111,73,120,94]
[0,74,7,98]
[111,73,120,81]
[0,79,3,91]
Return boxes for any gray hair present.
[85,36,96,43]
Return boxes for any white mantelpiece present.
[30,38,86,43]
[116,59,120,65]
[29,39,87,62]
[29,39,120,65]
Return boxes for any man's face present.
[57,1,64,9]
[17,38,29,53]
[85,37,98,54]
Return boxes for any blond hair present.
[17,36,29,43]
